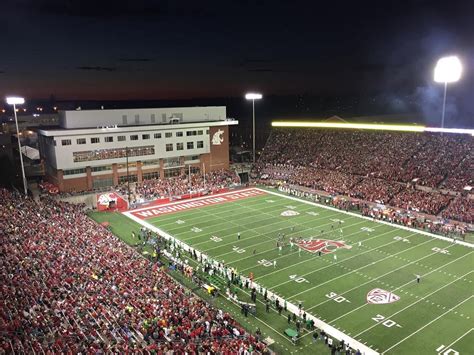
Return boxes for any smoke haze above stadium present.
[0,0,472,124]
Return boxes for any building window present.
[154,133,161,139]
[91,137,100,144]
[143,171,160,180]
[118,135,126,141]
[76,138,86,145]
[162,113,167,123]
[198,130,203,135]
[151,114,156,124]
[166,143,173,152]
[197,141,204,148]
[73,146,155,163]
[176,131,183,137]
[186,130,197,136]
[135,114,140,124]
[105,136,114,143]
[185,155,199,162]
[93,177,113,189]
[142,159,160,166]
[63,168,86,175]
[91,165,112,172]
[177,142,184,151]
[187,142,194,150]
[164,167,181,178]
[61,139,72,146]
[122,115,127,125]
[119,175,137,183]
[206,129,209,134]
[165,132,172,138]
[142,134,150,140]
[130,135,138,141]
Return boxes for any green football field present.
[124,188,473,354]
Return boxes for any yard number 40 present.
[372,314,402,328]
[289,274,309,283]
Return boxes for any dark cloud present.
[0,71,5,74]
[118,58,152,62]
[247,69,274,73]
[33,0,168,18]
[76,66,117,72]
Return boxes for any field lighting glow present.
[271,121,474,135]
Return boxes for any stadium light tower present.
[6,96,28,196]
[434,56,462,129]
[245,92,262,163]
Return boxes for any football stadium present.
[2,107,472,354]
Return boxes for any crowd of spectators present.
[442,196,474,224]
[119,169,240,202]
[388,189,453,215]
[256,128,473,223]
[0,188,266,353]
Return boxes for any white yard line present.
[212,217,361,260]
[253,225,394,281]
[381,298,473,354]
[354,271,473,338]
[325,249,473,320]
[258,188,474,248]
[194,210,343,250]
[156,196,296,227]
[286,236,435,299]
[437,328,473,355]
[237,219,379,272]
[173,204,325,242]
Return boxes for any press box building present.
[38,106,237,192]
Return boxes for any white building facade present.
[38,106,237,191]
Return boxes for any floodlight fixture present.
[434,56,462,83]
[244,92,263,163]
[5,96,27,195]
[433,56,462,130]
[6,96,25,105]
[245,93,263,100]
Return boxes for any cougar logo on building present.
[98,193,117,206]
[297,239,352,254]
[366,288,400,304]
[212,129,224,145]
[281,210,300,217]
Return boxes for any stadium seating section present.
[255,129,473,223]
[0,189,266,353]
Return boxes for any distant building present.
[38,106,237,192]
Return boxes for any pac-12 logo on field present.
[281,210,300,217]
[297,239,351,254]
[366,288,400,304]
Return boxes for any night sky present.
[1,0,473,118]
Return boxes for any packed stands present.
[442,196,474,224]
[121,169,240,202]
[0,189,265,353]
[257,128,473,223]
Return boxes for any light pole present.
[6,96,28,196]
[245,92,262,163]
[434,56,462,129]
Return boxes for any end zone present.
[126,188,267,220]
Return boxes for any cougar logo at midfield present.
[366,288,400,304]
[212,129,224,145]
[297,239,351,254]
